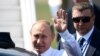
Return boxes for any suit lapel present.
[85,44,96,56]
[85,27,98,56]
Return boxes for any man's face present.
[31,23,54,54]
[72,9,95,35]
[73,0,89,3]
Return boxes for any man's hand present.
[54,9,68,32]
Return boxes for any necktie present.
[78,37,88,56]
[78,37,85,49]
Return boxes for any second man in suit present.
[54,2,100,56]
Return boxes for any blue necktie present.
[78,37,85,50]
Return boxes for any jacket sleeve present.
[59,30,82,56]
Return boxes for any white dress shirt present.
[33,47,68,56]
[59,30,82,56]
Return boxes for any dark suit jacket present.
[0,32,15,49]
[57,3,100,49]
[85,27,100,56]
[71,27,100,56]
[58,27,100,56]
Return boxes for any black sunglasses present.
[72,16,91,23]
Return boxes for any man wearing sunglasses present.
[72,0,100,30]
[57,0,100,51]
[54,2,100,56]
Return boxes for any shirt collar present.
[33,47,52,56]
[76,26,94,41]
[41,47,52,56]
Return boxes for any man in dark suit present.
[68,0,100,33]
[57,0,100,50]
[54,2,100,56]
